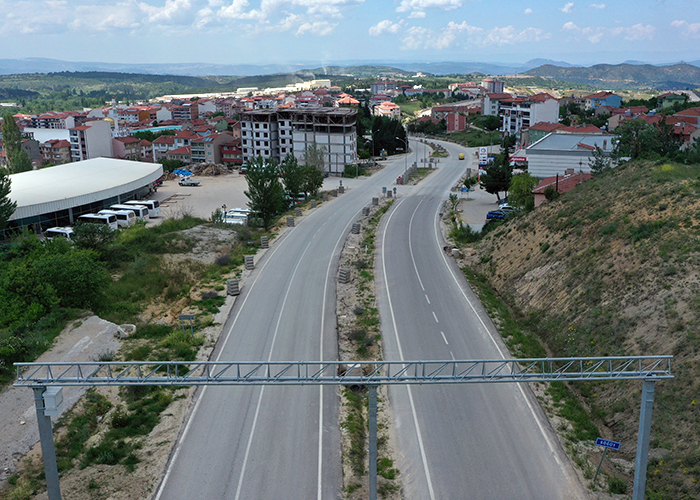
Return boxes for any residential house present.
[31,111,75,130]
[153,135,176,160]
[521,122,563,147]
[582,91,622,111]
[112,136,142,161]
[532,171,594,207]
[221,139,243,165]
[658,93,686,109]
[139,139,154,162]
[40,139,72,165]
[190,132,234,164]
[373,101,401,119]
[21,138,41,167]
[166,146,192,164]
[673,107,700,126]
[370,81,397,94]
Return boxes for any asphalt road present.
[153,154,413,499]
[376,140,587,500]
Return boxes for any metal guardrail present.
[14,356,673,387]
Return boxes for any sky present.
[1,0,698,67]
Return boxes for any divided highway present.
[376,140,587,499]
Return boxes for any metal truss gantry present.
[15,356,672,500]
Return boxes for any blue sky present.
[1,0,698,66]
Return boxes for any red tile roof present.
[532,172,594,195]
[529,122,563,132]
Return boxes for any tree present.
[588,146,618,174]
[244,155,286,230]
[301,165,324,197]
[2,113,33,173]
[480,137,514,200]
[508,173,538,211]
[0,167,17,230]
[613,119,660,160]
[280,153,304,197]
[72,221,116,254]
[302,142,327,173]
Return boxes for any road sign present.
[478,146,488,163]
[596,438,621,450]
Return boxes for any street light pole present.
[396,136,408,184]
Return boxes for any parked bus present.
[76,213,118,231]
[124,199,160,218]
[110,204,149,222]
[98,209,135,228]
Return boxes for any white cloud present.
[296,20,335,35]
[369,19,402,36]
[482,25,548,46]
[409,10,426,18]
[560,2,574,13]
[139,0,192,23]
[524,8,532,14]
[671,20,700,38]
[397,0,462,13]
[563,21,655,43]
[589,3,606,8]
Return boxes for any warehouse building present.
[4,158,162,237]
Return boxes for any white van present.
[98,209,135,228]
[110,204,149,222]
[224,211,248,225]
[77,213,118,231]
[45,227,74,240]
[124,199,160,218]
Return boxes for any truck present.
[179,176,201,186]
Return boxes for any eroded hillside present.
[468,161,700,498]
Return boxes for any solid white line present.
[317,204,365,500]
[381,198,437,500]
[440,331,448,345]
[432,311,439,323]
[431,201,564,468]
[234,238,316,500]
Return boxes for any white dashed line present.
[440,331,448,345]
[432,311,439,323]
[425,295,431,304]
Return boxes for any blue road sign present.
[595,438,621,450]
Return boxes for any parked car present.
[179,177,201,186]
[499,205,515,213]
[239,164,247,174]
[224,212,248,225]
[498,197,509,207]
[486,210,506,220]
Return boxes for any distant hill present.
[525,63,700,90]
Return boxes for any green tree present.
[244,155,286,230]
[303,141,327,173]
[301,165,324,197]
[0,166,17,230]
[613,119,660,160]
[72,221,116,254]
[588,146,618,174]
[2,113,33,173]
[508,173,538,210]
[280,153,304,197]
[480,137,514,200]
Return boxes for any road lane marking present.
[431,202,565,469]
[425,294,430,304]
[450,351,455,360]
[408,198,428,292]
[432,311,439,323]
[381,198,437,500]
[440,331,448,345]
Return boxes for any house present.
[658,93,687,109]
[40,139,72,165]
[526,133,614,178]
[524,122,564,146]
[139,139,154,162]
[112,136,142,161]
[221,140,243,165]
[373,101,401,119]
[190,132,234,164]
[582,91,622,111]
[166,145,192,164]
[532,171,594,207]
[153,135,176,160]
[673,107,700,126]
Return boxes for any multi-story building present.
[31,112,75,130]
[482,93,511,116]
[40,139,72,165]
[582,91,622,111]
[221,139,243,166]
[153,135,176,160]
[112,136,142,161]
[241,108,357,174]
[69,120,113,162]
[500,93,559,137]
[190,132,234,164]
[481,78,505,94]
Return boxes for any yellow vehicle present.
[458,153,465,160]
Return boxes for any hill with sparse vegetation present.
[464,160,700,498]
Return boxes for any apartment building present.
[240,108,357,174]
[190,132,234,164]
[31,111,75,129]
[481,78,505,94]
[41,139,72,165]
[112,136,142,161]
[69,120,113,161]
[500,93,559,137]
[482,93,511,116]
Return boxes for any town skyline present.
[1,0,698,68]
